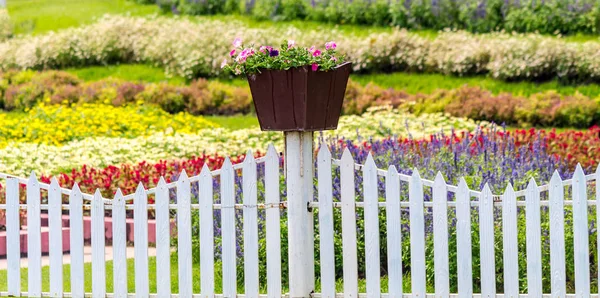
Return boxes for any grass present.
[6,0,159,35]
[0,256,399,294]
[64,64,186,84]
[66,63,600,97]
[353,72,600,97]
[205,114,259,130]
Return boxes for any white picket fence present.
[0,143,599,297]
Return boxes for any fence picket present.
[549,171,566,298]
[502,183,519,297]
[112,189,128,297]
[91,189,106,298]
[409,169,426,297]
[243,152,259,298]
[597,165,600,297]
[48,178,64,297]
[573,164,590,297]
[134,183,149,297]
[526,178,542,297]
[69,183,85,297]
[155,178,172,297]
[199,166,215,298]
[177,170,193,298]
[456,178,473,297]
[433,172,449,297]
[221,158,237,297]
[341,148,358,298]
[385,166,402,298]
[363,154,380,297]
[265,144,282,298]
[6,178,20,296]
[27,172,42,297]
[479,184,496,297]
[318,145,335,298]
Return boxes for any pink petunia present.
[221,59,228,69]
[325,41,337,50]
[312,63,318,71]
[312,49,321,57]
[330,56,338,61]
[309,46,315,52]
[229,49,236,56]
[233,37,243,48]
[288,40,296,48]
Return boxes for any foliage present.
[0,107,482,176]
[223,38,345,74]
[0,103,218,147]
[141,0,600,35]
[3,16,600,82]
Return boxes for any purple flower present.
[232,38,242,48]
[312,49,322,57]
[269,49,279,57]
[325,41,337,50]
[229,49,236,57]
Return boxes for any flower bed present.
[0,9,10,42]
[0,107,482,176]
[1,16,600,82]
[0,103,218,147]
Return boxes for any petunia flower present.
[325,41,337,50]
[288,40,295,48]
[269,49,279,57]
[221,59,228,69]
[313,49,321,57]
[229,49,236,56]
[233,37,242,48]
[312,63,318,71]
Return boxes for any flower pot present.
[247,62,352,131]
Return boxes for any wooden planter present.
[247,62,352,131]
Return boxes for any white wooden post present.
[285,131,315,297]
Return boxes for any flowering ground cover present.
[2,16,600,82]
[0,103,218,147]
[0,107,482,176]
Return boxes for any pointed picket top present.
[458,177,469,192]
[114,189,124,203]
[482,183,492,196]
[411,168,421,181]
[434,171,445,187]
[551,170,562,184]
[179,169,189,181]
[267,143,278,156]
[157,177,167,190]
[200,163,211,178]
[318,144,331,160]
[28,171,38,184]
[388,165,398,175]
[135,182,146,195]
[504,183,515,196]
[341,147,354,164]
[50,177,60,190]
[527,177,538,191]
[72,182,81,195]
[596,163,600,176]
[244,150,256,164]
[94,189,102,198]
[223,156,233,170]
[574,163,585,181]
[364,153,377,172]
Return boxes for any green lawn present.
[205,114,259,130]
[6,0,159,35]
[0,256,398,294]
[65,64,186,84]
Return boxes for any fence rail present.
[0,143,598,297]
